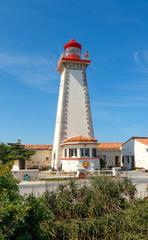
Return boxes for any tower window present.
[64,149,67,157]
[92,148,97,157]
[69,148,77,157]
[85,148,90,157]
[80,148,84,157]
[80,148,90,157]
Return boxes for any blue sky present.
[0,0,148,144]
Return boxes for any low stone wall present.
[12,169,39,181]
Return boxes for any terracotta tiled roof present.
[64,136,97,143]
[98,143,122,150]
[25,144,52,150]
[122,137,148,146]
[135,138,148,145]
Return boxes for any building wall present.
[52,65,94,170]
[122,139,135,156]
[67,69,93,138]
[135,141,148,169]
[62,143,99,158]
[121,138,148,170]
[62,159,99,172]
[98,150,121,168]
[12,169,39,181]
[25,146,119,170]
[121,139,135,170]
[26,149,52,170]
[61,143,99,172]
[52,68,67,169]
[24,139,148,171]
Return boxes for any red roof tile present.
[25,144,52,150]
[98,143,122,150]
[135,138,148,145]
[122,137,148,146]
[64,136,97,143]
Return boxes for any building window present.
[100,157,106,168]
[85,148,89,157]
[69,148,77,157]
[92,148,97,157]
[125,156,129,164]
[122,156,129,164]
[80,148,84,157]
[64,149,67,157]
[46,157,49,161]
[80,148,90,157]
[115,156,119,167]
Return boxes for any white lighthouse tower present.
[52,39,99,171]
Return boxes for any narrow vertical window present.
[64,149,67,158]
[85,148,90,157]
[74,149,77,157]
[92,148,97,157]
[69,148,77,157]
[80,148,90,157]
[80,148,84,157]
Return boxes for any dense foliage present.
[0,143,14,165]
[0,173,148,240]
[0,140,34,174]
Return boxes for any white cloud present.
[134,51,141,66]
[134,50,148,71]
[0,53,58,93]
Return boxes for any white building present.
[122,137,148,170]
[61,136,99,172]
[52,39,99,171]
[13,137,148,172]
[98,143,122,168]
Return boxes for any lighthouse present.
[52,39,99,172]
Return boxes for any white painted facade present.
[122,139,134,170]
[20,137,148,171]
[52,40,94,170]
[135,140,148,169]
[51,69,67,168]
[122,138,148,170]
[66,69,92,138]
[62,159,99,172]
[61,143,100,172]
[98,150,121,168]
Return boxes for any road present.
[19,179,89,196]
[126,171,148,184]
[19,171,148,197]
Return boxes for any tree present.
[0,143,16,175]
[0,143,14,165]
[0,140,35,170]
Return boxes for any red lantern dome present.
[64,39,81,50]
[57,39,91,72]
[63,39,81,59]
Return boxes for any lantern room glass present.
[64,47,81,58]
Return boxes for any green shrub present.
[0,174,147,240]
